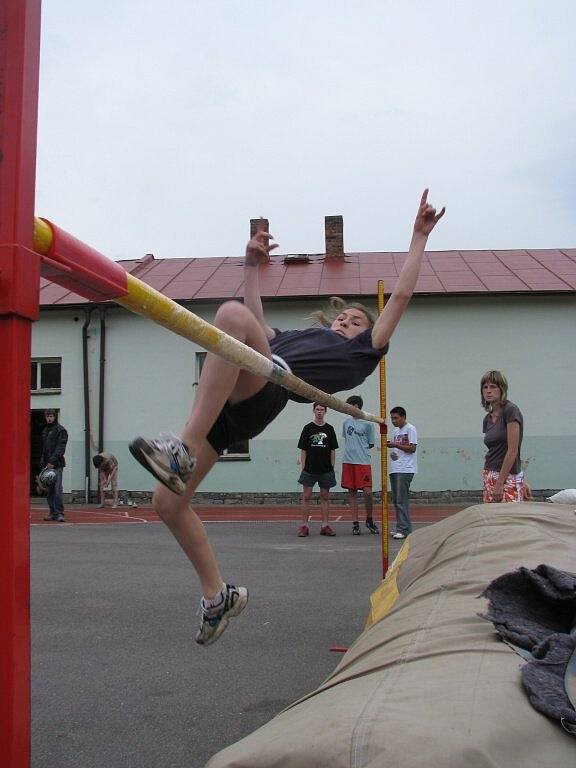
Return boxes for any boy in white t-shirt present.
[387,406,418,539]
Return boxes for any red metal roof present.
[39,248,576,306]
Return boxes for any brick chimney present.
[325,215,344,259]
[250,218,269,238]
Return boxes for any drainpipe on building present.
[82,308,94,503]
[98,305,108,453]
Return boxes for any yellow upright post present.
[377,280,389,578]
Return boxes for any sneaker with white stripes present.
[196,584,249,646]
[129,433,196,495]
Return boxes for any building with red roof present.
[32,216,576,501]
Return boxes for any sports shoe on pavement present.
[297,525,310,537]
[129,433,196,495]
[352,522,361,535]
[320,525,336,536]
[195,584,249,646]
[365,519,379,534]
[391,531,407,539]
[43,514,57,521]
[55,514,65,522]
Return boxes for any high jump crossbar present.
[33,217,385,425]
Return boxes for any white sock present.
[202,583,226,610]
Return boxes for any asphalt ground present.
[32,506,463,768]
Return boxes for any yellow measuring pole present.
[377,280,389,577]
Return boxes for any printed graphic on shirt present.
[311,432,329,447]
[389,423,418,474]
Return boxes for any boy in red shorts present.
[341,395,379,535]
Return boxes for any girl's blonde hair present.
[310,296,375,328]
[480,370,509,411]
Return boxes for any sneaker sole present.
[129,437,186,495]
[196,588,249,647]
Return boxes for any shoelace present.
[152,432,192,469]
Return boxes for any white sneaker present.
[129,433,196,495]
[392,531,407,539]
[196,584,249,646]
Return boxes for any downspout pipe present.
[82,308,94,504]
[98,305,108,453]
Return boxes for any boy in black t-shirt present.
[297,403,339,537]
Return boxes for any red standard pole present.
[0,2,42,766]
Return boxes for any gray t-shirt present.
[483,401,523,474]
[342,417,374,465]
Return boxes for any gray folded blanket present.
[481,564,576,735]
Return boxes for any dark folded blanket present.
[481,564,576,734]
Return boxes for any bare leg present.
[153,440,223,598]
[145,302,274,601]
[320,488,330,526]
[111,467,119,507]
[348,489,359,523]
[151,302,273,599]
[302,486,312,525]
[98,470,105,507]
[181,301,272,455]
[363,487,374,520]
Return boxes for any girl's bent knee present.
[153,489,181,521]
[214,301,249,331]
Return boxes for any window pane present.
[40,362,61,390]
[196,351,206,378]
[31,362,38,390]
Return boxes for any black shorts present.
[298,469,337,489]
[206,382,290,455]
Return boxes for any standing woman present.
[481,370,526,503]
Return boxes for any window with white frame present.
[195,352,250,458]
[31,358,62,393]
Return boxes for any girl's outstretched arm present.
[372,189,445,349]
[243,225,278,341]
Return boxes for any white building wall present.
[31,294,576,495]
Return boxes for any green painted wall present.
[32,293,576,494]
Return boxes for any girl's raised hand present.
[245,220,278,266]
[414,189,446,237]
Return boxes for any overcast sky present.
[35,1,576,261]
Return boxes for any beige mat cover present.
[207,503,576,767]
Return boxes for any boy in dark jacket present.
[41,409,68,522]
